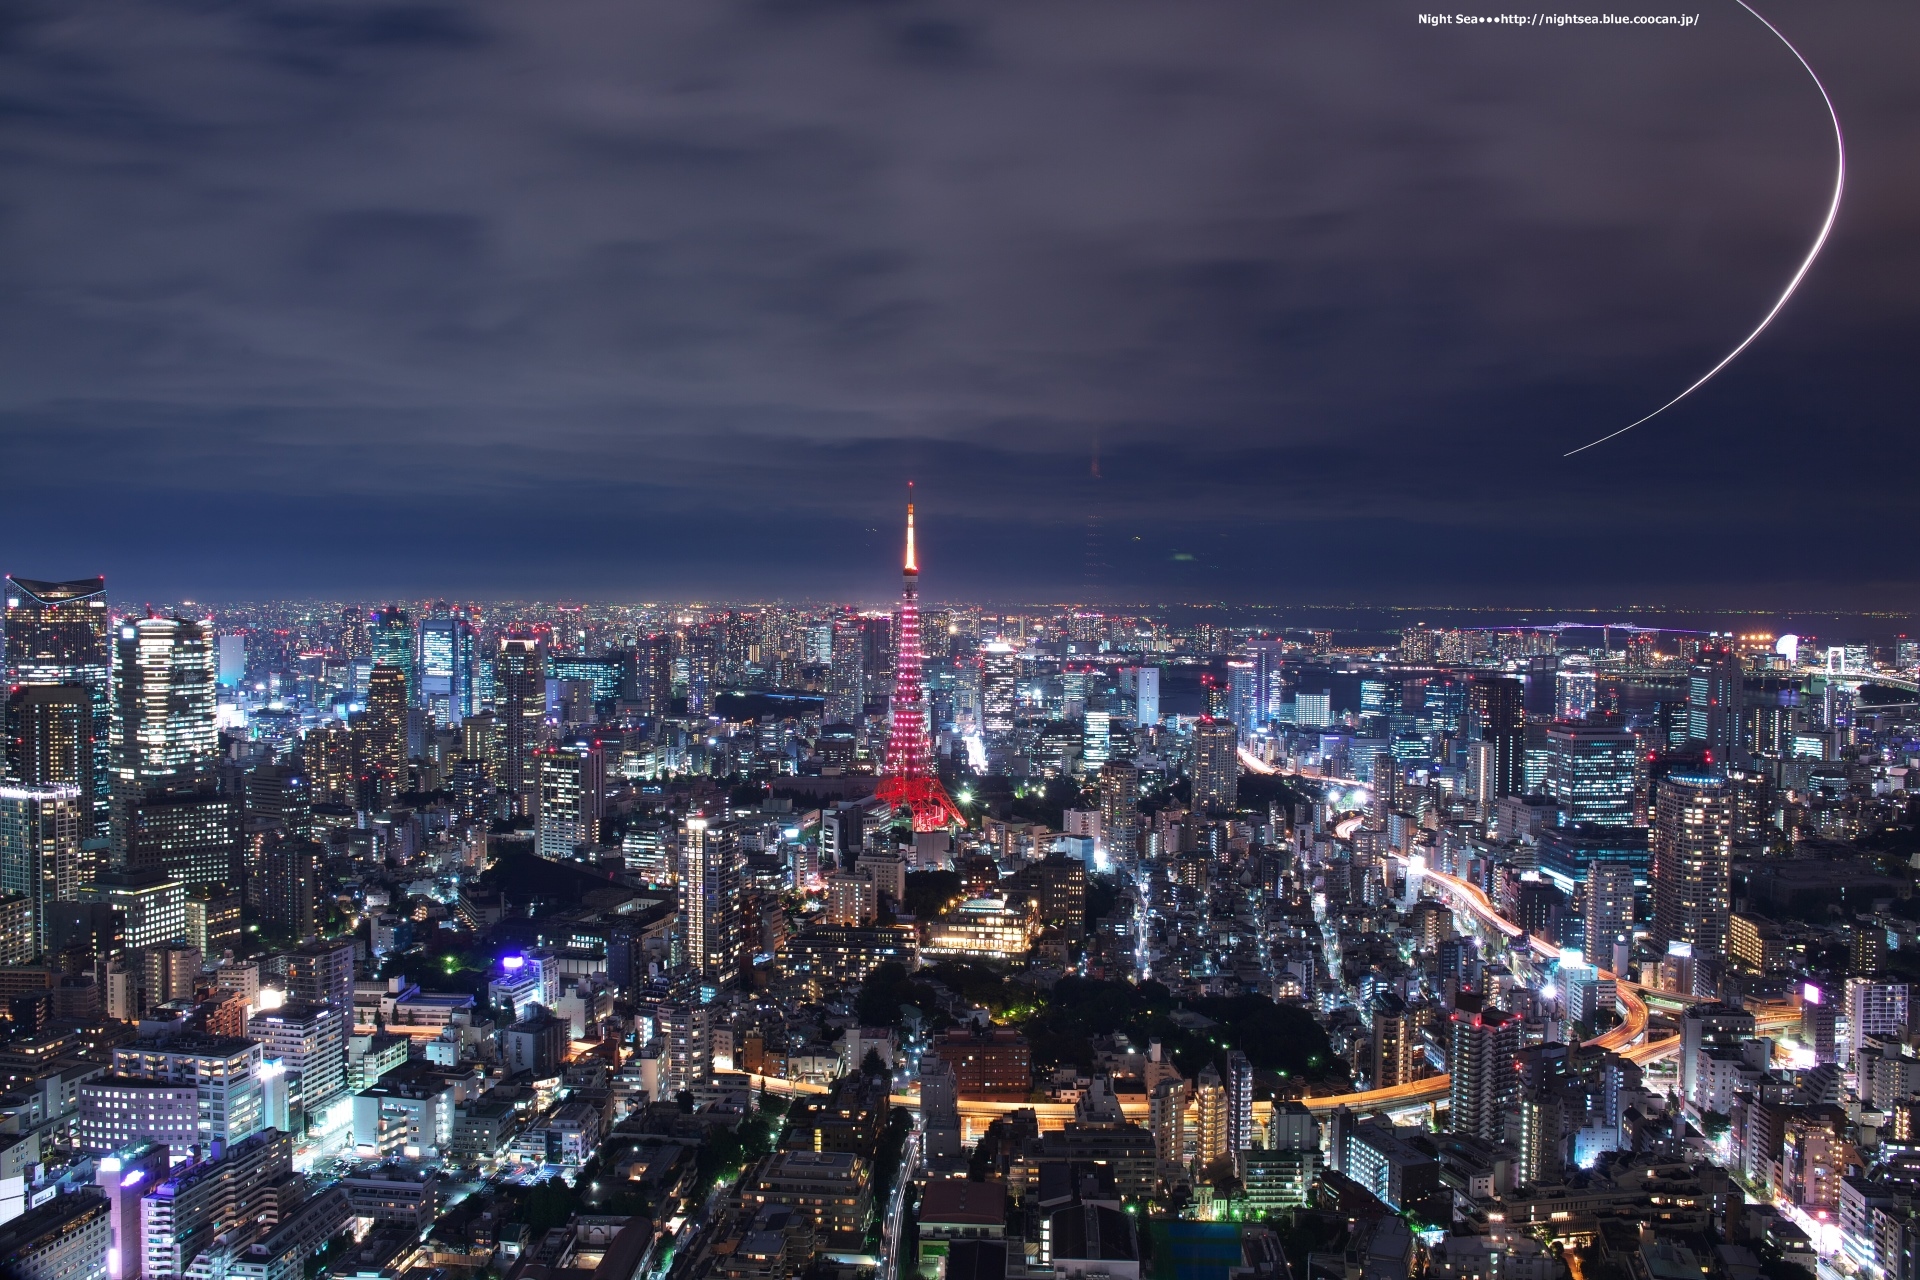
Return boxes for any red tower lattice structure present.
[874,491,966,832]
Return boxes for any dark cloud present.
[0,0,1914,604]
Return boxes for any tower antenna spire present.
[905,481,917,574]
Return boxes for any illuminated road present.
[1237,748,1365,789]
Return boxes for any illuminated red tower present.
[874,489,965,832]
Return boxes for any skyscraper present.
[370,607,416,706]
[1651,772,1733,955]
[360,665,408,807]
[980,642,1017,764]
[417,615,477,725]
[4,576,111,840]
[1226,1049,1255,1154]
[1468,677,1525,799]
[536,743,605,858]
[7,683,94,808]
[1191,719,1239,811]
[495,636,545,817]
[679,817,741,984]
[1687,643,1744,766]
[1448,1003,1520,1141]
[1543,721,1639,826]
[874,495,963,832]
[111,617,218,867]
[1097,760,1140,863]
[1582,860,1636,970]
[0,783,86,955]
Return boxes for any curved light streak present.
[1564,0,1844,457]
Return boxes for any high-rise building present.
[1543,721,1638,826]
[247,1000,347,1124]
[679,817,741,984]
[369,608,415,706]
[1097,760,1140,863]
[536,744,605,859]
[4,575,111,840]
[7,683,94,809]
[1468,676,1525,799]
[417,616,477,725]
[359,665,408,808]
[0,783,87,956]
[286,938,355,1011]
[1847,978,1911,1065]
[1193,1063,1228,1166]
[1191,719,1238,811]
[1226,1050,1255,1154]
[1371,993,1417,1090]
[980,642,1017,758]
[111,617,217,866]
[1650,772,1733,955]
[262,840,323,942]
[139,1129,292,1279]
[1687,643,1744,766]
[494,637,545,817]
[1582,861,1636,970]
[1448,1004,1520,1141]
[635,634,673,721]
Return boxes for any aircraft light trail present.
[1564,0,1844,457]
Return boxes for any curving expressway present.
[1296,861,1650,1116]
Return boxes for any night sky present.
[1,0,1913,605]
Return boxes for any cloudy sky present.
[0,0,1913,605]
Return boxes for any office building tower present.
[416,615,477,726]
[124,790,237,888]
[242,764,311,840]
[368,608,415,705]
[494,637,544,817]
[184,885,242,960]
[536,744,605,858]
[1372,993,1417,1090]
[1448,1004,1520,1141]
[679,817,741,984]
[93,871,187,952]
[108,1034,270,1149]
[826,619,866,724]
[0,783,86,956]
[1467,676,1525,799]
[1687,642,1744,766]
[1191,719,1239,811]
[1226,1050,1255,1154]
[5,576,111,841]
[1543,721,1638,826]
[1650,772,1733,955]
[1582,861,1636,970]
[247,1001,347,1124]
[0,1189,111,1280]
[980,642,1017,754]
[111,617,217,866]
[7,683,94,808]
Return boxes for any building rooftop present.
[918,1178,1006,1226]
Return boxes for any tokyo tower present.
[874,489,966,832]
